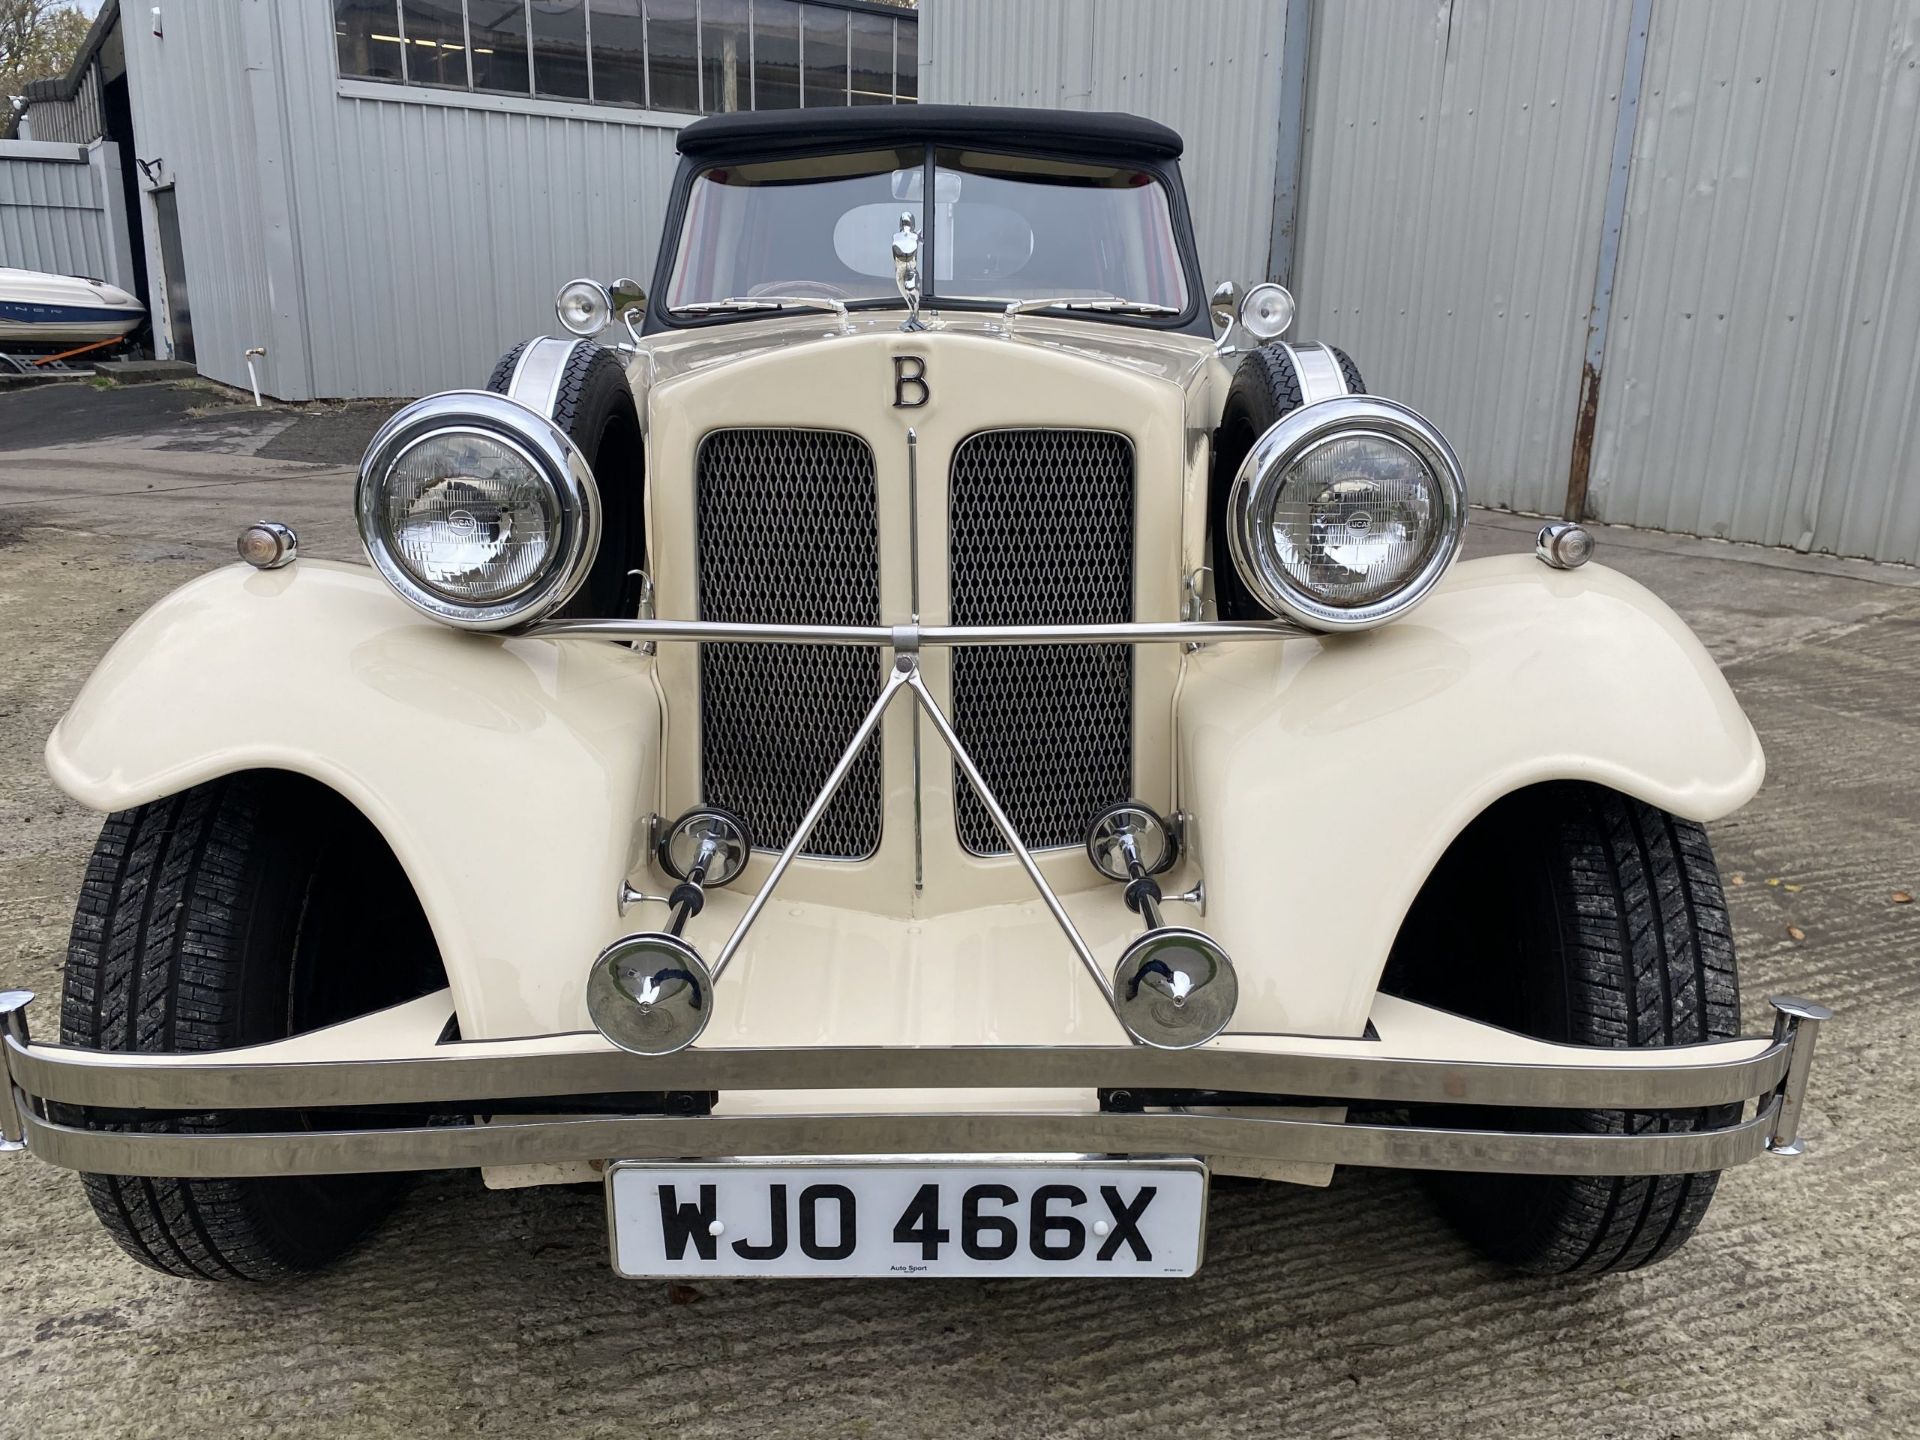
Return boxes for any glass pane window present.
[929,150,1189,312]
[848,12,892,105]
[336,0,404,81]
[752,0,801,110]
[665,149,923,307]
[801,5,847,107]
[531,0,589,99]
[646,0,699,114]
[698,0,750,113]
[589,0,646,106]
[400,0,469,87]
[469,0,532,93]
[894,16,917,102]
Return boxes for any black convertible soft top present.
[675,104,1184,163]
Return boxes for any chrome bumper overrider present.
[0,990,1830,1180]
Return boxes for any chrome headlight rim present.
[355,389,601,632]
[1226,395,1466,632]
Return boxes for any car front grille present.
[947,428,1135,855]
[695,428,883,859]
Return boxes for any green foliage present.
[1,1,93,138]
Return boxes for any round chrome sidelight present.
[236,521,298,570]
[657,807,753,887]
[1237,282,1295,341]
[356,390,601,631]
[556,277,614,337]
[1112,929,1239,1049]
[587,932,715,1055]
[1227,395,1466,632]
[1085,802,1178,883]
[1536,521,1595,570]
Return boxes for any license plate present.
[606,1156,1208,1278]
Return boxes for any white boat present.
[0,266,145,347]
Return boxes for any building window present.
[336,0,917,112]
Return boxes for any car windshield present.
[663,145,1190,318]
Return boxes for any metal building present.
[12,0,919,400]
[11,0,1919,563]
[925,0,1920,565]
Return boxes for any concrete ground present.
[0,384,1916,1439]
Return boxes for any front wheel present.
[1386,782,1741,1274]
[60,772,444,1280]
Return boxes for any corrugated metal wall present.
[921,0,1290,290]
[1292,0,1633,516]
[1590,0,1920,564]
[0,142,121,283]
[119,2,281,389]
[120,0,687,400]
[18,64,104,146]
[273,2,684,399]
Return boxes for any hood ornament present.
[892,211,927,332]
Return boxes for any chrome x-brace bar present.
[708,653,1124,1030]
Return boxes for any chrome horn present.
[587,808,753,1055]
[1086,802,1239,1049]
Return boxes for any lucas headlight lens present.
[356,391,600,630]
[1227,396,1466,631]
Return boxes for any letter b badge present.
[893,355,929,408]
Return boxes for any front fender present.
[1180,553,1763,1037]
[45,561,661,1039]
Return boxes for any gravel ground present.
[0,391,1916,1438]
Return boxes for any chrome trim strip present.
[12,1097,1785,1180]
[506,335,579,419]
[906,427,924,890]
[524,618,1308,645]
[3,1021,1793,1113]
[1280,340,1349,403]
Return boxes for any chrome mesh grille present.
[696,428,882,859]
[948,429,1135,855]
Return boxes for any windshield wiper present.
[671,295,852,326]
[1008,296,1180,317]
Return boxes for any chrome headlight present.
[356,391,600,630]
[1226,396,1466,631]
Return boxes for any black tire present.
[60,772,444,1281]
[1209,343,1366,620]
[485,339,645,618]
[1385,783,1741,1275]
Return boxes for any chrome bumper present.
[0,990,1830,1180]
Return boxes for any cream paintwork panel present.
[43,561,662,1039]
[1179,554,1765,1039]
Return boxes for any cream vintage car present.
[1,106,1828,1284]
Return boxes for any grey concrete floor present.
[1,389,1916,1438]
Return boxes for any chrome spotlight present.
[1085,801,1237,1048]
[657,806,752,889]
[1112,928,1239,1050]
[1086,802,1178,884]
[588,933,715,1056]
[588,808,754,1055]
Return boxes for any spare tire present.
[485,339,646,618]
[1209,344,1365,620]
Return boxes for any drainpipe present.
[244,347,266,407]
[1563,0,1653,521]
